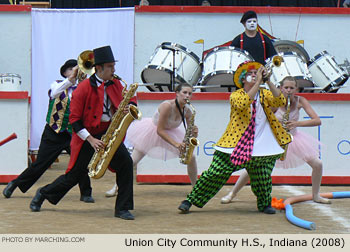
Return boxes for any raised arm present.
[286,96,321,131]
[297,96,321,127]
[50,66,79,98]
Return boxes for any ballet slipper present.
[105,184,118,197]
[221,192,236,204]
[313,196,331,204]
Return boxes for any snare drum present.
[267,52,313,89]
[0,73,22,91]
[200,46,253,91]
[308,51,349,92]
[141,42,202,88]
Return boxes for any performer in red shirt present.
[29,46,137,220]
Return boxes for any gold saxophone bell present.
[77,50,95,82]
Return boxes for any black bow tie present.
[89,74,113,87]
[105,80,114,87]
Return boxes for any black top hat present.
[240,10,257,24]
[60,59,77,78]
[93,45,117,66]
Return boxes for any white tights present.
[108,149,198,193]
[132,149,198,186]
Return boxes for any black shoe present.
[178,200,192,214]
[3,180,17,198]
[115,210,135,220]
[80,195,95,203]
[30,188,45,212]
[262,205,276,214]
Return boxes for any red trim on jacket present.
[66,78,137,172]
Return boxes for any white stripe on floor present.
[280,185,350,230]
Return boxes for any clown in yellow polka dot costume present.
[178,61,292,215]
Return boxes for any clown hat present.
[234,61,263,88]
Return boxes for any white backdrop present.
[30,7,134,150]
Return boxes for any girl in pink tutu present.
[105,83,198,197]
[220,76,331,204]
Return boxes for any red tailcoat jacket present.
[66,75,137,172]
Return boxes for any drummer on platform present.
[231,10,277,65]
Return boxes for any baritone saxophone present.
[179,99,199,165]
[88,80,142,179]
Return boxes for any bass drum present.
[200,46,253,92]
[266,52,313,91]
[141,42,202,91]
[308,51,349,93]
[273,40,310,63]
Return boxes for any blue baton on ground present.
[283,191,350,230]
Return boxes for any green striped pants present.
[187,151,280,211]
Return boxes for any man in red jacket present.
[29,46,137,220]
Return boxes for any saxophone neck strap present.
[175,99,186,130]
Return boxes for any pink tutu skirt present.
[275,130,323,169]
[126,118,185,161]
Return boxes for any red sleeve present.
[69,80,88,132]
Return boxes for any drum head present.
[273,40,310,63]
[141,42,202,88]
[200,46,252,92]
[308,51,349,90]
[266,52,313,88]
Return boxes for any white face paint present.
[246,75,252,83]
[245,18,257,31]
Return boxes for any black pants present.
[41,139,134,212]
[13,124,92,197]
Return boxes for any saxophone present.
[179,99,199,165]
[88,81,142,179]
[280,95,291,161]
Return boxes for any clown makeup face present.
[245,18,257,31]
[245,69,257,83]
[242,69,258,92]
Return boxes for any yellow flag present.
[194,39,204,44]
[296,40,304,45]
[9,0,14,4]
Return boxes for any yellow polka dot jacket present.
[216,88,292,148]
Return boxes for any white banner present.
[31,7,134,150]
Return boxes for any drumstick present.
[0,133,17,147]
